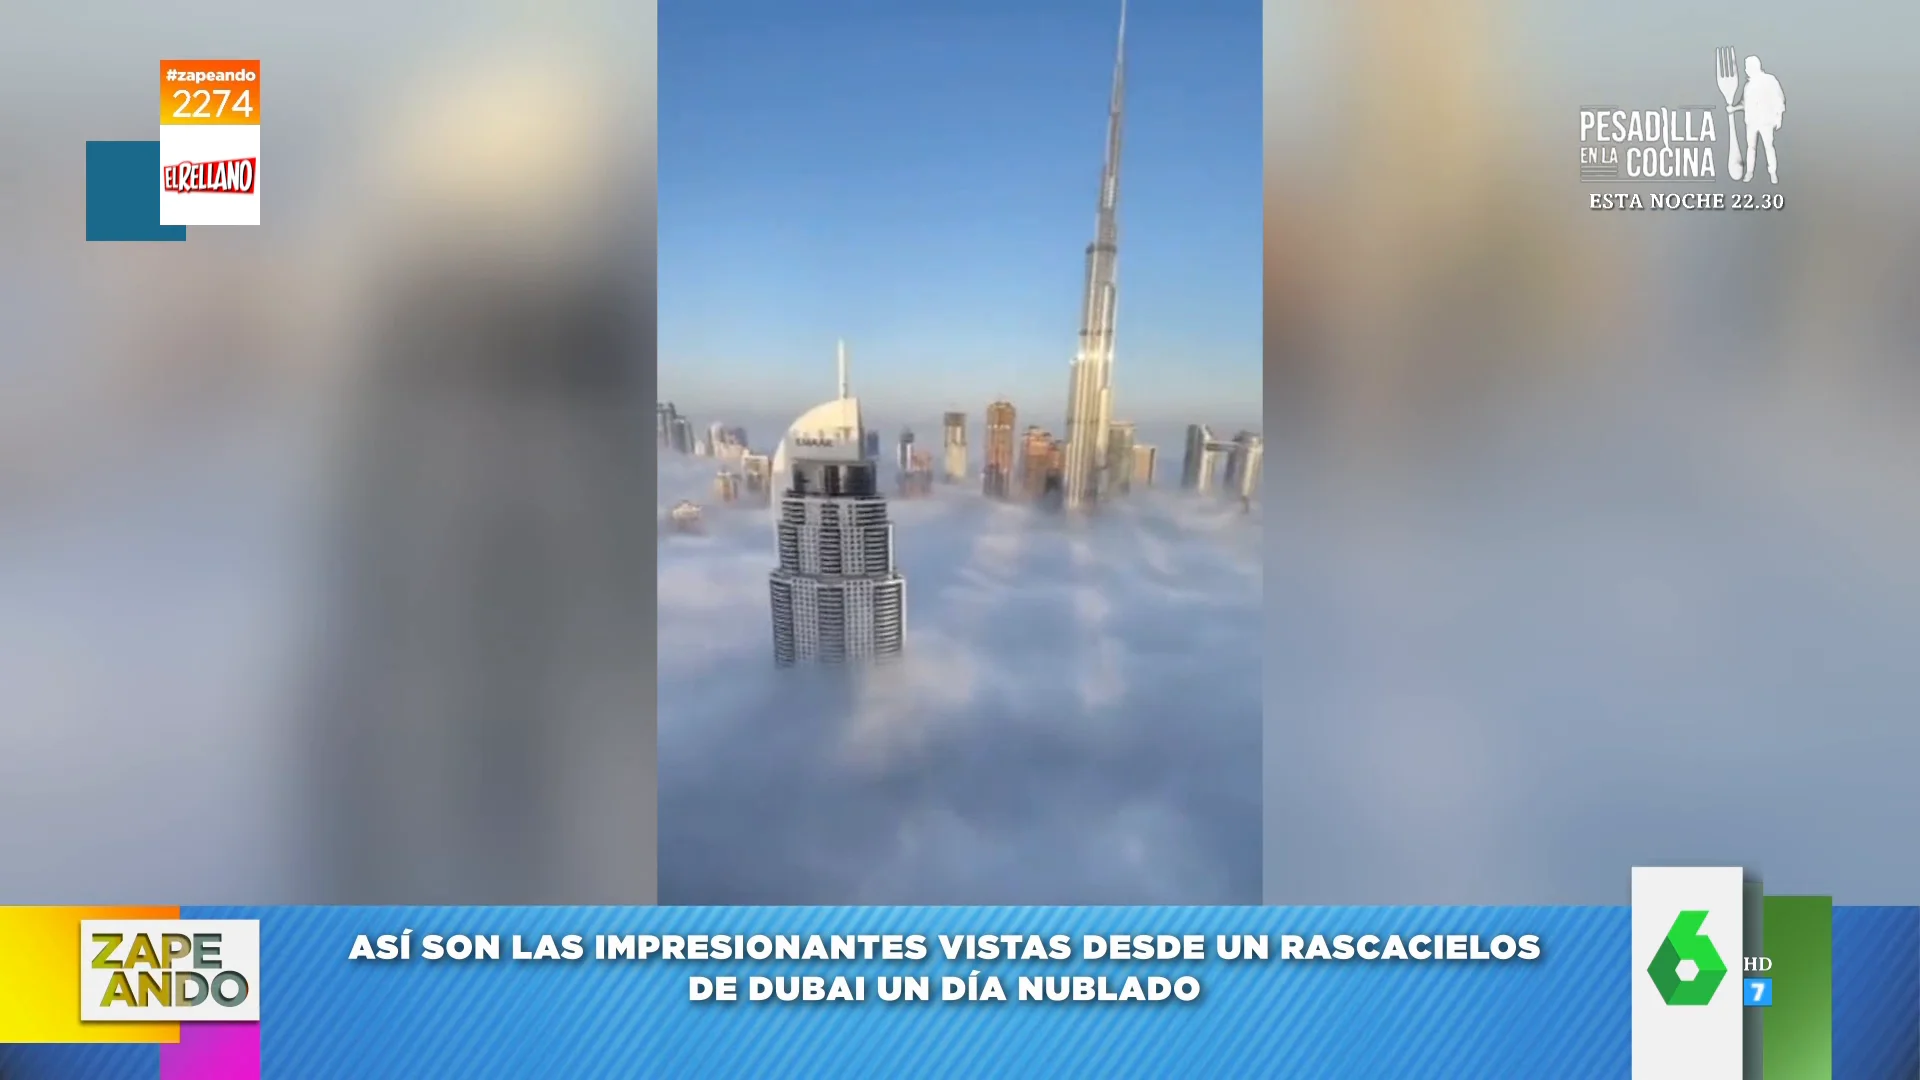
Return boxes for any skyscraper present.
[768,342,906,667]
[1133,443,1156,487]
[983,400,1017,498]
[1106,420,1136,493]
[942,412,968,483]
[656,402,678,448]
[862,430,881,460]
[1181,424,1210,489]
[1019,426,1057,502]
[1041,439,1067,510]
[741,452,772,502]
[901,448,935,498]
[1196,441,1233,494]
[1230,433,1263,501]
[1223,430,1259,489]
[1060,2,1128,511]
[897,428,915,474]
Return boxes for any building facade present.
[900,448,935,498]
[1229,433,1263,500]
[770,459,906,665]
[1196,441,1233,494]
[983,400,1017,498]
[768,342,906,666]
[656,403,678,448]
[1180,424,1210,489]
[1106,420,1137,493]
[1019,426,1061,502]
[1132,443,1156,487]
[1061,7,1129,510]
[740,452,772,502]
[942,412,968,483]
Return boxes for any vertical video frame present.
[657,0,1263,904]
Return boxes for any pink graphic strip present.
[159,1022,260,1080]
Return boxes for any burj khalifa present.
[1061,1,1128,511]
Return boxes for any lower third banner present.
[0,900,1915,1078]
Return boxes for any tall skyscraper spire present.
[1061,0,1128,511]
[837,338,849,399]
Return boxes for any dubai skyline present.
[658,0,1260,423]
[658,0,1263,904]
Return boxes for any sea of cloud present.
[655,454,1262,904]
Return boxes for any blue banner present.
[3,905,1915,1078]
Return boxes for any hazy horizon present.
[652,405,1264,462]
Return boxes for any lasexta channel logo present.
[1647,910,1728,1005]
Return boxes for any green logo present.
[1648,910,1728,1005]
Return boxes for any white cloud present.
[656,456,1262,904]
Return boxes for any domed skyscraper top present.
[772,340,865,478]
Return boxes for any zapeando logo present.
[79,919,261,1022]
[1647,910,1729,1005]
[163,156,256,194]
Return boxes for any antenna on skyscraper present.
[837,339,849,400]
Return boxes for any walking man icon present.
[1729,56,1785,183]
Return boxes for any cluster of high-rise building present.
[898,446,935,498]
[708,423,749,456]
[657,403,751,460]
[657,402,776,504]
[947,406,1158,507]
[739,453,772,502]
[889,428,935,497]
[744,2,1251,670]
[1133,443,1157,489]
[1180,425,1262,501]
[1018,424,1066,504]
[657,403,696,455]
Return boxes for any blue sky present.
[659,0,1262,427]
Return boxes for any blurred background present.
[0,1,658,903]
[1264,0,1920,903]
